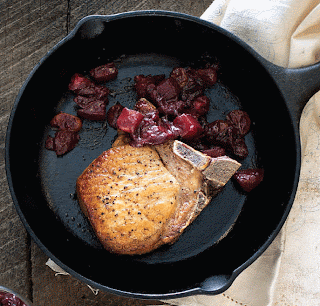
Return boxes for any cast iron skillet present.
[5,11,320,299]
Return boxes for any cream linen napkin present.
[165,0,320,305]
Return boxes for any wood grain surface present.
[0,0,213,305]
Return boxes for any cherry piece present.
[131,118,178,147]
[53,130,80,156]
[190,95,210,117]
[106,103,124,129]
[196,66,218,87]
[149,77,181,105]
[173,114,203,140]
[158,100,185,117]
[205,120,234,147]
[231,137,249,159]
[170,67,189,89]
[134,74,165,99]
[77,100,107,121]
[117,108,145,134]
[226,109,251,137]
[68,73,93,92]
[74,95,97,108]
[69,73,110,99]
[233,169,264,192]
[50,112,82,132]
[90,63,118,83]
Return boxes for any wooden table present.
[0,0,213,305]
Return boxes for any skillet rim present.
[4,10,300,299]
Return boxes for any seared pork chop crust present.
[77,144,180,255]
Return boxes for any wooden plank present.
[0,0,68,303]
[0,159,30,299]
[0,183,31,300]
[0,0,33,301]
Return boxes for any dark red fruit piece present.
[227,110,251,136]
[233,169,264,192]
[232,137,249,159]
[74,95,97,108]
[117,108,145,134]
[89,63,118,83]
[150,77,181,104]
[53,130,80,156]
[170,67,189,89]
[173,113,204,140]
[106,103,124,129]
[69,72,110,99]
[190,95,210,117]
[88,84,110,100]
[197,66,217,87]
[76,84,109,99]
[131,117,179,147]
[150,74,167,85]
[50,112,82,132]
[179,71,204,105]
[68,73,93,92]
[77,100,107,121]
[134,74,165,99]
[202,147,226,158]
[205,120,234,147]
[158,99,185,117]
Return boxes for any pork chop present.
[77,136,240,255]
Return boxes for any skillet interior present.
[6,12,297,297]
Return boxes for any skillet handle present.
[198,275,233,295]
[260,58,320,127]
